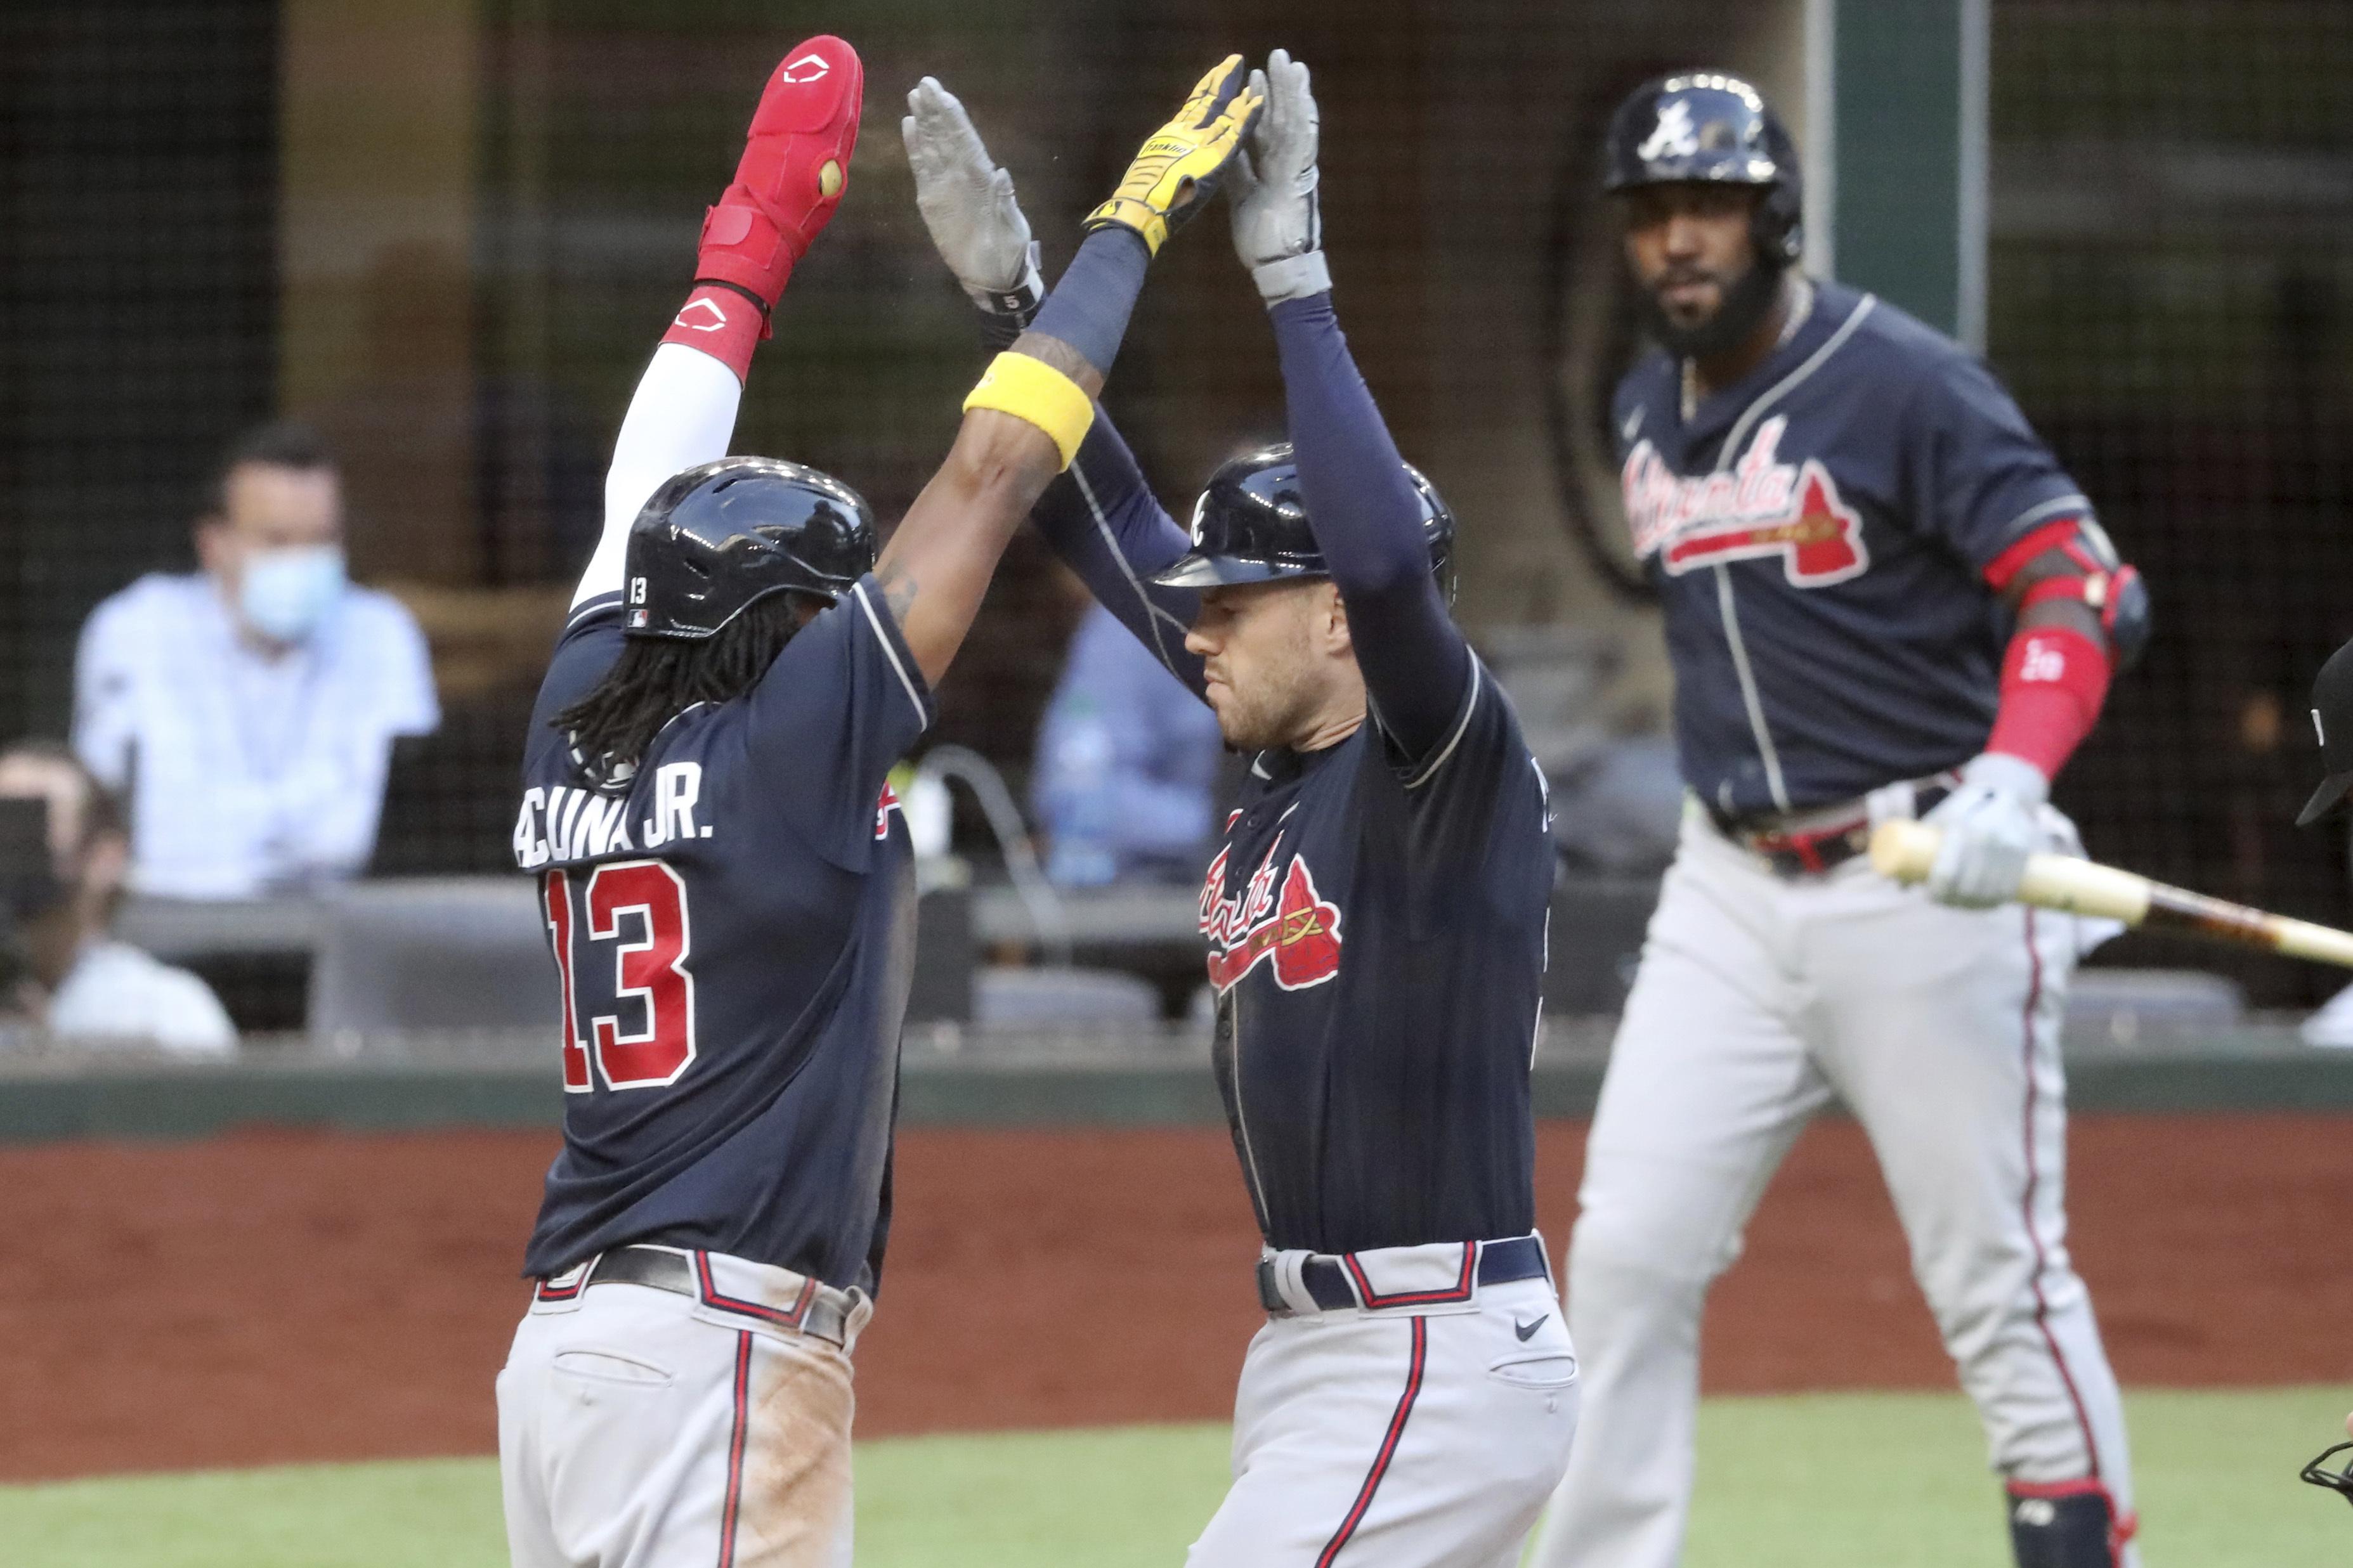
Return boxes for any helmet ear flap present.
[1749,113,1804,266]
[1750,190,1802,268]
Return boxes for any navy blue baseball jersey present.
[1030,291,1554,1257]
[512,580,932,1293]
[1203,670,1553,1255]
[1615,278,2093,818]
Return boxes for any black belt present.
[1256,1235,1549,1316]
[536,1245,854,1345]
[1709,779,1953,878]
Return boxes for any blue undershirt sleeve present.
[1028,228,1151,377]
[1268,293,1472,766]
[1030,413,1207,698]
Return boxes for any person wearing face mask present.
[72,421,438,898]
[0,741,234,1053]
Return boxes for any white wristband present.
[1253,250,1331,306]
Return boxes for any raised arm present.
[903,77,1206,693]
[575,347,744,608]
[1232,53,1471,761]
[882,56,1260,686]
[873,331,1101,684]
[572,32,875,609]
[1035,418,1206,690]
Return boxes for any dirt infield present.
[0,1113,2341,1481]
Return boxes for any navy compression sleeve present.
[1269,292,1471,763]
[1032,416,1206,695]
[1029,228,1151,375]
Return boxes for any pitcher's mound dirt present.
[0,1114,2337,1480]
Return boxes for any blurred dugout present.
[2,0,2350,1009]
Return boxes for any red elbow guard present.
[1985,625,2111,782]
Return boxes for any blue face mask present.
[239,545,346,644]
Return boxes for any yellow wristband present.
[961,351,1095,470]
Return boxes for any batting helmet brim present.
[2297,771,2353,827]
[1149,552,1329,590]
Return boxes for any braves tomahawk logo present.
[1621,415,1870,587]
[1200,841,1343,995]
[1635,99,1698,161]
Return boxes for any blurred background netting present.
[1991,0,2353,1001]
[3,0,2350,1003]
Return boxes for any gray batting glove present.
[902,77,1043,313]
[1922,752,2049,908]
[1228,49,1327,305]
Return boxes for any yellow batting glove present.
[1083,54,1265,256]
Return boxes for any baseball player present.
[907,55,1575,1566]
[1526,75,2152,1568]
[2297,640,2353,1506]
[495,40,1261,1567]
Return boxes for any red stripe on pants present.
[1315,1316,1428,1568]
[718,1331,753,1567]
[2017,910,2103,1477]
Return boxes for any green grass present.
[3,1388,2347,1567]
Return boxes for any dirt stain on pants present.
[734,1335,856,1567]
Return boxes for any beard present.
[1640,255,1785,360]
[1205,612,1326,752]
[1210,665,1317,753]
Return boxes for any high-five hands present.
[901,78,1042,318]
[1085,55,1263,256]
[909,54,1322,320]
[1229,48,1328,304]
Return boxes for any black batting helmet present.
[1604,72,1803,266]
[623,457,877,639]
[1150,443,1456,599]
[2297,637,2353,826]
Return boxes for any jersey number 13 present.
[542,861,699,1092]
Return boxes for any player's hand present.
[902,77,1043,309]
[1921,753,2049,908]
[1228,49,1327,304]
[1084,55,1263,257]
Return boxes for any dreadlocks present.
[553,593,810,781]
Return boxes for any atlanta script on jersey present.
[1205,662,1554,1257]
[512,578,932,1294]
[1614,278,2096,819]
[1201,841,1345,994]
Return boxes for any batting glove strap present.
[968,243,1045,350]
[967,248,1045,316]
[1922,760,2045,908]
[1959,748,2052,805]
[1083,195,1176,256]
[1252,250,1331,306]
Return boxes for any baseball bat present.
[1869,819,2353,968]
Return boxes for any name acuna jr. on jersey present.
[512,761,903,867]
